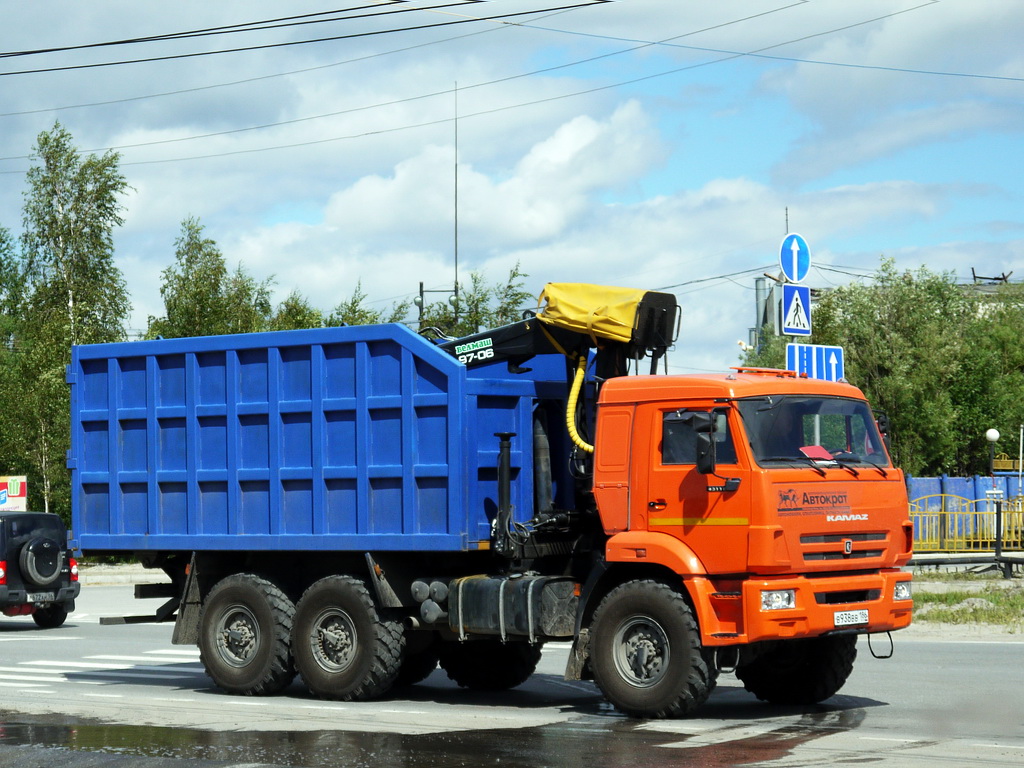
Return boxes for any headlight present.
[761,589,796,611]
[894,581,912,601]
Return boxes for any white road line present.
[301,705,349,711]
[15,666,198,681]
[88,655,204,669]
[971,743,1024,750]
[859,737,922,743]
[144,649,200,657]
[83,693,124,699]
[25,660,202,674]
[0,673,65,683]
[150,698,199,704]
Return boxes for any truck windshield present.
[736,395,890,469]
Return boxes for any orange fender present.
[605,530,707,575]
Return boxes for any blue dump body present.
[70,324,565,554]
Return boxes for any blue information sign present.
[787,343,845,381]
[780,233,810,283]
[782,284,811,336]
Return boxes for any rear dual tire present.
[198,574,296,696]
[291,576,404,701]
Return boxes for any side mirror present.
[696,432,716,475]
[688,412,716,474]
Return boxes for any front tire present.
[291,576,404,701]
[198,574,296,696]
[736,634,857,705]
[589,580,712,718]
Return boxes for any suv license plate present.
[28,592,55,603]
[834,609,869,627]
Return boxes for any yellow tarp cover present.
[536,283,647,344]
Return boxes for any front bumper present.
[693,569,912,646]
[0,582,81,608]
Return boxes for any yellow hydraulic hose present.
[566,355,595,454]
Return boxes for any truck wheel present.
[32,603,69,629]
[291,576,404,701]
[437,639,542,690]
[19,537,63,587]
[589,580,712,718]
[198,574,296,696]
[736,635,857,705]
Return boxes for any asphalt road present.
[0,582,1022,767]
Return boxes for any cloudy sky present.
[1,0,1021,373]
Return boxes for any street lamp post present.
[413,281,458,332]
[986,428,1001,483]
[986,428,1007,571]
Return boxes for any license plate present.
[27,592,55,603]
[834,609,869,627]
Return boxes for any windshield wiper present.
[859,456,889,477]
[831,451,891,477]
[759,456,827,477]
[827,452,861,477]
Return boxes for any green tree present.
[20,122,129,347]
[738,259,1024,476]
[418,264,532,337]
[147,217,229,338]
[326,281,410,327]
[952,283,1024,475]
[270,290,324,331]
[4,124,131,520]
[810,259,976,476]
[222,266,274,334]
[148,217,275,338]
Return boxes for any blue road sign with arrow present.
[787,343,845,381]
[780,233,810,283]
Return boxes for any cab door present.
[644,405,752,574]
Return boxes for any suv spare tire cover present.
[19,536,64,587]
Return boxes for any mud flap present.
[171,553,201,645]
[564,628,591,681]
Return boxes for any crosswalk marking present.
[2,651,208,687]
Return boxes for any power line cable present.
[0,2,465,58]
[4,4,808,156]
[0,1,952,169]
[0,2,604,78]
[0,5,534,118]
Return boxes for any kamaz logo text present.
[827,513,868,522]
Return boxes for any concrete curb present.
[77,564,170,586]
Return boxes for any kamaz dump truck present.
[68,283,912,717]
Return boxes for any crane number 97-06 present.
[458,348,495,364]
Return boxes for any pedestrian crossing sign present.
[782,284,811,336]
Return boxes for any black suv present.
[1,512,79,628]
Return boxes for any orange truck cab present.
[590,367,913,696]
[593,370,913,647]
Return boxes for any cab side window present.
[662,409,737,465]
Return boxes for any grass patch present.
[914,584,1024,627]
